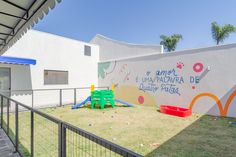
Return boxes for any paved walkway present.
[0,129,20,157]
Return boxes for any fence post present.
[15,103,19,152]
[1,96,3,128]
[59,89,62,107]
[32,90,34,108]
[74,88,76,105]
[58,122,66,157]
[31,110,34,157]
[7,99,9,135]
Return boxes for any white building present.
[90,34,163,61]
[1,30,99,107]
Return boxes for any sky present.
[34,0,236,50]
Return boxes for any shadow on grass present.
[145,114,236,157]
[78,103,131,109]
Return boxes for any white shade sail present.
[0,0,62,54]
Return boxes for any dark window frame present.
[84,45,91,56]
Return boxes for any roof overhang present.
[0,56,36,65]
[0,0,62,55]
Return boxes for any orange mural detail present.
[223,90,236,116]
[189,90,236,116]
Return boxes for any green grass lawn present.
[4,104,236,157]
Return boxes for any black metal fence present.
[0,93,142,157]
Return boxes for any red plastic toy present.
[160,105,192,117]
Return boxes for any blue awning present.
[0,56,36,65]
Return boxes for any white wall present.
[98,43,236,118]
[90,34,163,61]
[1,30,99,107]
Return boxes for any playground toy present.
[91,90,115,109]
[71,84,134,109]
[160,105,192,117]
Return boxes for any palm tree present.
[160,34,182,52]
[211,22,235,45]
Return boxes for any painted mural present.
[98,62,111,79]
[98,53,236,117]
[138,68,183,96]
[189,91,236,117]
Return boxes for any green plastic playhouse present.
[71,84,133,110]
[91,90,115,109]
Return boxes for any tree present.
[211,22,235,45]
[160,34,182,52]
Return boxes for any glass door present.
[0,67,11,97]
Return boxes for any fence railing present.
[0,93,142,157]
[0,86,109,108]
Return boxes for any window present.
[84,45,91,56]
[44,70,68,85]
